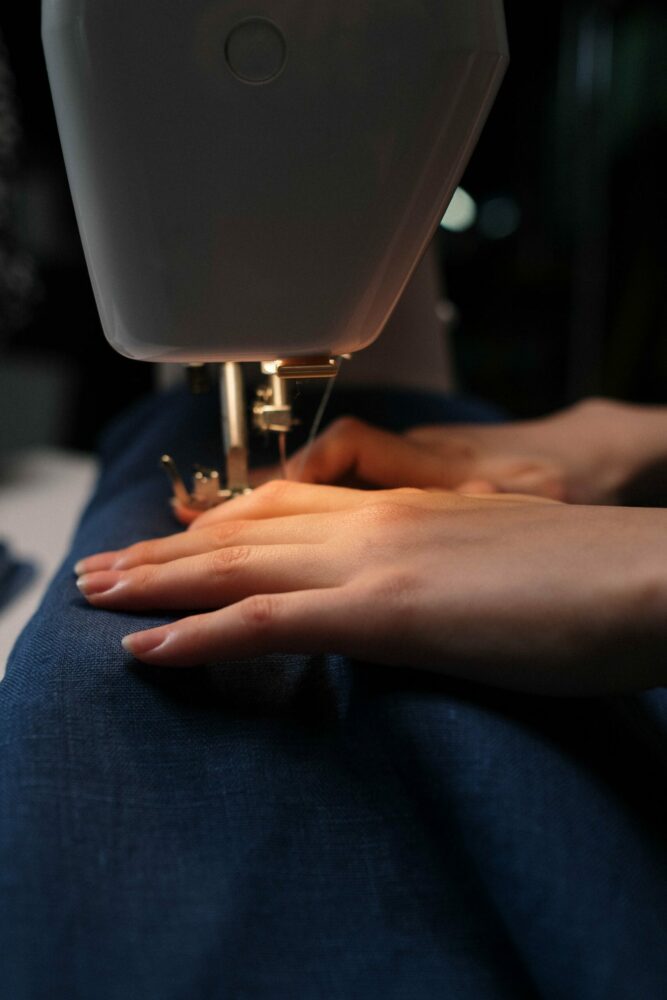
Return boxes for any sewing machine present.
[42,0,508,512]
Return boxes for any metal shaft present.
[270,372,288,409]
[220,362,250,494]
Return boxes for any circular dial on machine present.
[224,17,287,85]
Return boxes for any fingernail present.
[122,630,169,656]
[74,554,116,576]
[76,571,124,597]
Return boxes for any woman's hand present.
[220,399,665,509]
[75,481,667,695]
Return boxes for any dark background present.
[0,0,665,453]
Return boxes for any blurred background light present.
[440,187,477,233]
[478,196,521,240]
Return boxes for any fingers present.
[406,426,569,501]
[76,481,368,573]
[75,480,422,576]
[484,462,567,502]
[285,417,472,489]
[75,512,337,574]
[76,542,344,612]
[165,462,317,525]
[121,586,365,666]
[184,479,373,531]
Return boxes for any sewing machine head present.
[43,0,508,510]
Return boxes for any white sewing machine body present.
[43,0,507,364]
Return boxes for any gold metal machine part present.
[162,356,342,513]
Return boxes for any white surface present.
[0,448,99,679]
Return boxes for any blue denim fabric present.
[1,386,666,1000]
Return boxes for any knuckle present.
[209,545,251,577]
[239,593,279,631]
[210,520,245,545]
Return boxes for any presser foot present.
[160,356,342,514]
[161,455,252,513]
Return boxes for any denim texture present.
[1,385,666,1000]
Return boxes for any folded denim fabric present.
[1,386,665,1000]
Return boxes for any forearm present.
[429,503,667,696]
